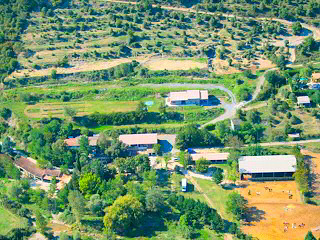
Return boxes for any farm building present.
[64,135,100,149]
[239,155,297,181]
[15,156,62,181]
[190,152,229,163]
[297,96,311,107]
[119,133,158,155]
[167,90,209,106]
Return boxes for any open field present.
[238,181,320,240]
[0,207,28,235]
[24,101,141,118]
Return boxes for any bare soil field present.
[9,56,149,79]
[238,181,320,240]
[144,59,207,71]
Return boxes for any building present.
[119,133,158,152]
[191,152,229,164]
[64,135,100,149]
[167,90,209,106]
[230,119,242,131]
[297,96,311,107]
[239,155,297,181]
[308,82,320,90]
[14,156,62,181]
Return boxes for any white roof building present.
[297,96,310,104]
[239,155,297,174]
[119,133,158,146]
[169,90,208,102]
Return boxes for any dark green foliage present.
[212,167,223,184]
[226,192,248,220]
[176,125,221,150]
[168,194,224,231]
[265,71,286,88]
[195,158,209,173]
[115,155,151,177]
[304,231,316,240]
[0,108,12,120]
[0,155,20,179]
[292,22,302,35]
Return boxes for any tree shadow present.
[245,206,266,224]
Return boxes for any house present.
[190,152,229,164]
[167,90,209,106]
[64,135,100,149]
[14,156,62,181]
[308,82,320,90]
[239,155,297,181]
[119,133,158,152]
[230,119,242,131]
[297,96,311,107]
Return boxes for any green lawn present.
[194,178,234,222]
[0,207,28,235]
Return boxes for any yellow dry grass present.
[238,181,320,240]
[145,59,207,70]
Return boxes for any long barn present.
[239,155,297,181]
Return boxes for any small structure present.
[297,96,311,107]
[230,118,242,131]
[119,133,158,152]
[181,178,187,192]
[14,156,62,181]
[288,133,300,139]
[191,152,229,164]
[167,90,209,106]
[239,155,297,181]
[308,82,320,90]
[64,135,100,149]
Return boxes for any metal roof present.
[119,133,158,146]
[297,96,310,104]
[191,153,229,161]
[239,155,297,174]
[169,90,208,101]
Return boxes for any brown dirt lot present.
[238,181,320,240]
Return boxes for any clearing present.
[238,181,320,240]
[0,206,28,235]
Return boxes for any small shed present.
[297,96,311,107]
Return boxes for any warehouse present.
[239,155,297,181]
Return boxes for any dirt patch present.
[238,181,320,240]
[8,56,150,79]
[145,59,207,70]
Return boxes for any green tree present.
[304,231,316,240]
[152,144,161,155]
[35,210,48,234]
[228,161,239,183]
[292,22,302,35]
[68,190,86,225]
[79,136,90,156]
[51,69,57,79]
[195,158,209,173]
[226,192,248,220]
[145,188,164,212]
[79,172,101,197]
[64,107,77,120]
[104,194,144,234]
[212,168,224,184]
[2,136,15,154]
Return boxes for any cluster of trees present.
[292,146,309,195]
[176,125,221,150]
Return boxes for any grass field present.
[0,207,28,235]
